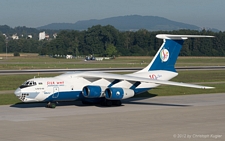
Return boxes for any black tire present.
[50,103,56,108]
[82,100,92,105]
[46,103,51,108]
[106,100,112,107]
[46,102,56,108]
[82,101,88,105]
[113,100,122,106]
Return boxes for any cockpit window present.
[20,81,37,89]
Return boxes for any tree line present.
[0,25,225,57]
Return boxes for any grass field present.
[1,55,225,70]
[0,55,225,105]
[0,69,225,105]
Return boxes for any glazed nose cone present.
[14,88,21,96]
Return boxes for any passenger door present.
[52,87,59,98]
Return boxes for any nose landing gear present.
[46,102,56,108]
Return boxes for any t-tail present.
[137,34,214,73]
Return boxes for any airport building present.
[39,31,46,40]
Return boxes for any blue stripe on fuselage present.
[43,88,152,102]
[44,91,81,102]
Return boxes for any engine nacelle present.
[82,85,105,98]
[105,87,134,100]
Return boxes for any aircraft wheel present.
[82,100,92,105]
[50,103,56,108]
[82,101,87,105]
[106,100,112,107]
[46,102,56,108]
[113,100,122,106]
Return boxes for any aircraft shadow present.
[11,102,49,108]
[97,92,190,108]
[122,101,190,107]
[10,101,84,108]
[123,92,191,107]
[10,92,190,108]
[95,92,158,108]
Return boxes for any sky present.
[0,0,224,31]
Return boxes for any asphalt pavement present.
[0,93,224,141]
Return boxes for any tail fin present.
[138,34,214,73]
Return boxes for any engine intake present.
[82,85,105,98]
[105,87,134,100]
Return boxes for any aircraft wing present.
[80,72,214,89]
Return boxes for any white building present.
[45,34,49,40]
[39,31,46,40]
[66,55,73,59]
[53,33,57,39]
[2,34,7,38]
[12,34,19,40]
[28,35,32,39]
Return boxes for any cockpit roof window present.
[20,81,37,89]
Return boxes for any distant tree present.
[40,47,47,55]
[105,44,118,57]
[35,27,225,57]
[130,45,144,56]
[0,34,5,53]
[13,52,20,56]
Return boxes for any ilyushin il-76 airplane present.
[14,34,214,108]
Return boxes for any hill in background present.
[37,15,218,31]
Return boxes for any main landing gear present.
[46,102,57,108]
[81,99,122,107]
[46,100,122,108]
[101,100,122,107]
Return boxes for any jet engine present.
[104,87,134,100]
[82,85,105,98]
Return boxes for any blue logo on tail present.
[160,48,169,62]
[149,39,184,72]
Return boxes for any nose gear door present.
[52,87,59,98]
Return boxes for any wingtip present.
[202,86,215,89]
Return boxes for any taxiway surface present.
[0,93,224,141]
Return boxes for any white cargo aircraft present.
[14,34,214,108]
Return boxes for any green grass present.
[1,82,224,105]
[172,70,225,83]
[1,70,225,91]
[1,56,225,70]
[0,94,21,105]
[176,57,225,66]
[0,63,144,70]
[1,56,225,105]
[149,83,224,96]
[0,70,225,105]
[0,74,59,90]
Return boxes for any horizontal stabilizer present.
[156,34,214,40]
